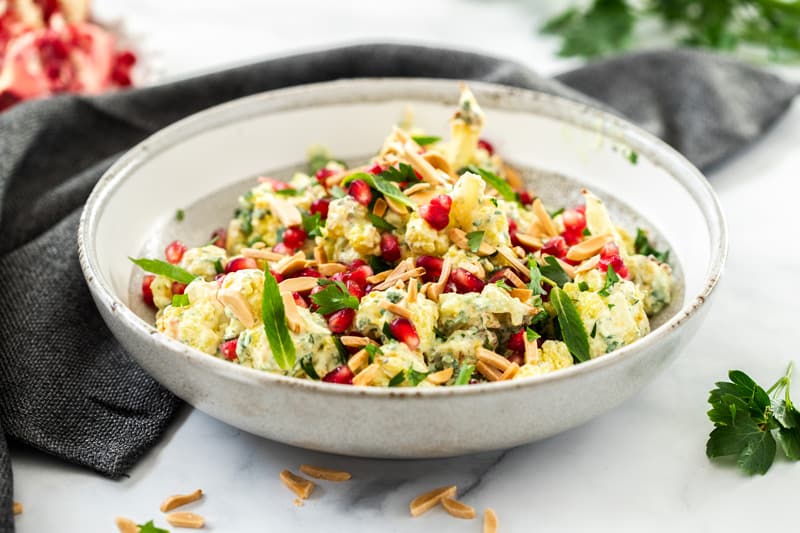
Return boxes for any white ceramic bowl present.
[78,79,726,458]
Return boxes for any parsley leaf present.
[464,165,518,203]
[307,145,333,175]
[138,520,170,533]
[455,364,475,385]
[171,294,190,307]
[411,135,442,146]
[382,322,395,341]
[365,343,382,363]
[539,256,571,288]
[541,0,634,58]
[175,209,184,222]
[549,287,590,363]
[526,328,541,342]
[333,336,348,365]
[368,213,396,231]
[527,257,545,296]
[262,268,296,371]
[495,279,513,292]
[275,187,301,196]
[129,257,197,285]
[406,366,429,386]
[300,354,320,380]
[634,228,670,262]
[310,279,359,316]
[341,172,416,210]
[379,163,419,184]
[302,211,324,238]
[466,231,485,253]
[213,258,224,275]
[598,264,620,297]
[388,371,405,387]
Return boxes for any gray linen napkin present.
[0,43,796,531]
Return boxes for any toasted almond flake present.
[384,195,409,215]
[165,512,205,529]
[379,300,412,319]
[217,288,255,328]
[501,269,527,289]
[423,151,455,179]
[340,336,374,348]
[501,362,520,380]
[353,362,381,386]
[299,464,352,482]
[575,254,601,273]
[484,508,498,533]
[532,198,558,237]
[280,470,315,500]
[280,291,304,333]
[160,488,203,512]
[555,257,577,279]
[442,497,476,519]
[372,197,388,217]
[366,270,392,284]
[241,247,286,261]
[476,361,503,382]
[114,517,137,533]
[407,279,418,303]
[510,288,532,302]
[317,262,347,277]
[497,246,530,281]
[566,234,613,261]
[252,241,267,249]
[269,196,303,228]
[278,277,319,293]
[313,245,327,265]
[409,188,438,207]
[515,232,543,250]
[404,142,447,186]
[427,257,452,303]
[477,347,511,372]
[274,251,307,276]
[409,486,457,517]
[372,267,425,292]
[347,349,369,373]
[502,163,524,190]
[403,182,431,196]
[426,367,454,385]
[514,246,527,258]
[525,336,540,365]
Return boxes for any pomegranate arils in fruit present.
[507,330,525,353]
[348,179,373,206]
[310,198,330,219]
[541,236,568,258]
[141,275,155,306]
[171,282,187,295]
[450,268,485,294]
[389,318,420,349]
[225,256,258,273]
[220,339,238,361]
[327,308,355,333]
[282,226,307,249]
[419,195,452,231]
[165,240,187,264]
[380,233,401,263]
[210,227,227,248]
[477,138,495,155]
[416,255,444,283]
[322,365,354,385]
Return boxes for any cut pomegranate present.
[380,233,401,263]
[309,198,330,219]
[389,318,420,349]
[416,255,444,283]
[322,364,354,385]
[348,179,373,206]
[477,138,495,155]
[449,268,485,294]
[171,282,187,295]
[517,190,534,206]
[141,275,155,306]
[220,339,238,361]
[541,236,568,258]
[419,195,452,231]
[272,242,295,255]
[225,256,258,273]
[165,240,187,264]
[210,227,227,249]
[282,226,307,249]
[507,330,525,353]
[315,167,335,184]
[327,308,355,333]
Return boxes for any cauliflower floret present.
[498,199,539,236]
[450,172,511,248]
[627,254,674,315]
[432,327,497,366]
[371,341,428,387]
[438,284,532,336]
[448,85,484,169]
[156,280,228,355]
[179,245,227,280]
[218,269,264,332]
[404,211,451,256]
[562,269,649,358]
[442,246,491,280]
[515,340,574,378]
[325,196,381,259]
[356,286,439,353]
[150,275,174,310]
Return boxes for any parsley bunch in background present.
[541,0,800,62]
[706,363,799,475]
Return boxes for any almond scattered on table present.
[160,488,203,513]
[441,497,476,520]
[165,511,205,529]
[114,516,139,533]
[484,508,499,533]
[299,464,352,482]
[280,470,315,500]
[12,501,22,515]
[409,485,457,517]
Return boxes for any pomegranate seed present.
[220,339,238,361]
[210,227,227,248]
[225,256,258,273]
[272,242,295,255]
[508,330,525,353]
[416,255,444,282]
[348,179,373,206]
[270,270,284,283]
[346,279,365,299]
[598,242,629,279]
[283,226,307,249]
[488,268,511,284]
[327,308,355,333]
[562,209,587,234]
[367,164,384,175]
[508,219,523,248]
[389,318,420,349]
[165,240,186,264]
[322,364,354,385]
[380,233,401,262]
[295,268,321,278]
[477,138,495,155]
[517,190,534,205]
[576,204,586,214]
[293,292,308,308]
[419,195,452,231]
[171,282,187,295]
[308,284,325,312]
[310,198,330,219]
[449,268,485,293]
[542,236,568,258]
[315,167,335,184]
[141,275,155,306]
[347,264,374,286]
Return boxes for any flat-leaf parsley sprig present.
[706,363,800,475]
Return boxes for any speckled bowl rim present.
[78,78,728,399]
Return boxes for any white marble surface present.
[10,1,800,531]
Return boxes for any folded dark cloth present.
[0,43,796,532]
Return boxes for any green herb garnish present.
[308,145,332,175]
[329,186,347,199]
[310,279,359,316]
[464,165,518,203]
[598,264,620,297]
[707,363,800,475]
[341,172,416,210]
[175,209,184,222]
[368,213,396,231]
[539,256,571,288]
[526,328,541,342]
[365,343,382,363]
[466,231,485,253]
[333,336,348,365]
[129,257,197,285]
[629,151,639,165]
[549,207,564,219]
[527,257,546,296]
[590,322,598,338]
[634,228,670,262]
[495,279,513,292]
[379,163,419,184]
[302,211,324,238]
[382,322,395,341]
[578,281,590,291]
[455,364,475,385]
[171,294,190,307]
[262,268,296,371]
[138,520,170,533]
[550,286,590,363]
[369,254,393,274]
[275,187,302,196]
[411,135,442,146]
[213,258,224,275]
[406,366,429,386]
[300,354,320,380]
[388,371,405,387]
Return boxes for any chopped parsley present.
[539,256,571,288]
[549,207,564,219]
[138,521,169,533]
[634,228,669,263]
[302,211,324,238]
[526,328,541,342]
[388,371,405,387]
[411,135,442,146]
[578,281,590,291]
[406,367,429,386]
[171,294,190,307]
[300,354,320,380]
[175,209,185,222]
[598,264,620,297]
[379,163,419,184]
[365,343,382,363]
[455,364,475,385]
[329,186,347,199]
[275,187,302,196]
[464,165,518,203]
[466,231,485,253]
[310,279,359,315]
[213,258,224,275]
[341,172,416,210]
[527,257,546,295]
[629,150,639,165]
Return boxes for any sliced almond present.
[502,163,524,190]
[299,464,352,482]
[575,254,601,273]
[369,198,386,218]
[269,196,303,228]
[403,142,447,186]
[501,362,520,380]
[347,349,369,373]
[274,251,308,276]
[426,367,454,385]
[278,277,319,293]
[427,257,452,303]
[497,246,530,281]
[281,291,304,333]
[514,246,527,258]
[372,266,425,292]
[165,512,205,529]
[555,257,577,279]
[241,247,285,261]
[409,485,457,517]
[476,361,503,382]
[501,269,527,289]
[353,362,381,386]
[217,288,255,328]
[379,300,412,319]
[313,245,327,265]
[510,288,532,302]
[442,497,476,520]
[423,151,455,180]
[160,488,203,512]
[407,279,418,303]
[251,241,267,249]
[115,517,137,533]
[515,232,543,250]
[476,347,511,372]
[366,270,392,284]
[403,182,431,196]
[484,508,499,533]
[409,188,438,207]
[280,470,315,500]
[317,262,347,277]
[525,335,540,365]
[532,198,558,237]
[566,234,613,261]
[340,336,374,348]
[385,196,409,215]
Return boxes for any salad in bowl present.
[131,85,675,389]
